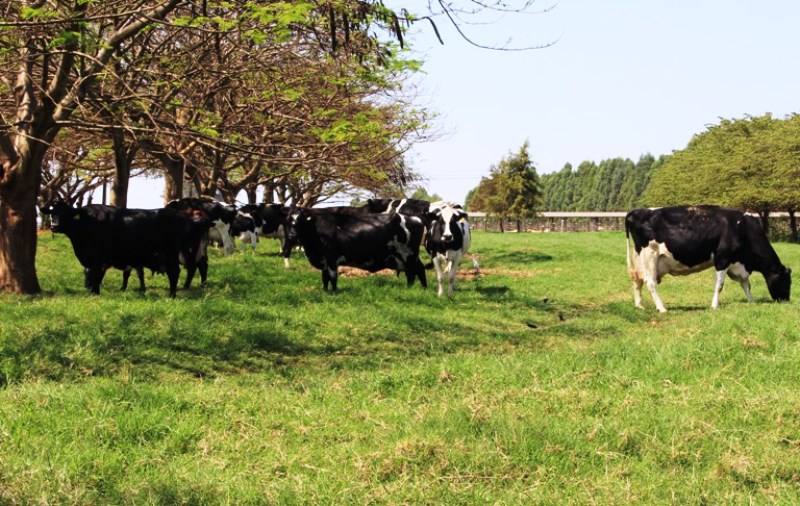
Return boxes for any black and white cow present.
[40,202,210,297]
[425,203,472,297]
[240,203,292,265]
[229,210,258,252]
[287,207,427,292]
[363,198,433,217]
[625,205,792,312]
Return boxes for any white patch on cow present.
[208,219,234,256]
[385,198,407,214]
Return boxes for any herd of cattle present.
[40,197,472,299]
[41,198,793,312]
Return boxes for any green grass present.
[2,231,800,504]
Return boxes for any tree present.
[466,141,541,232]
[539,155,662,212]
[642,114,800,236]
[0,0,409,294]
[1,0,551,294]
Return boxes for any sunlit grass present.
[1,231,799,503]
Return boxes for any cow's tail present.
[624,213,635,279]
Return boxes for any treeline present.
[540,154,666,212]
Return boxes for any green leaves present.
[468,141,542,218]
[644,114,800,213]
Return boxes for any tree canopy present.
[643,114,800,213]
[1,0,550,294]
[540,154,662,211]
[466,141,541,231]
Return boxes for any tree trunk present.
[110,130,138,208]
[789,209,798,242]
[516,219,522,233]
[245,185,257,204]
[162,159,184,203]
[758,210,770,236]
[0,158,43,294]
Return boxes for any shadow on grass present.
[482,250,554,267]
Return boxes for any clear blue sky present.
[399,0,800,203]
[125,1,800,207]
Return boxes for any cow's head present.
[766,266,792,302]
[283,207,306,243]
[39,201,78,233]
[427,204,468,243]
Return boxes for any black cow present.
[625,205,792,312]
[287,207,427,292]
[165,198,238,287]
[40,203,209,297]
[166,197,238,255]
[425,203,472,298]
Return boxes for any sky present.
[125,0,800,208]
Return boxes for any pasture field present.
[2,230,800,504]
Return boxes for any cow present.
[625,205,792,312]
[166,198,237,256]
[40,202,210,297]
[165,197,238,287]
[363,198,433,216]
[286,207,427,292]
[229,210,258,252]
[240,203,293,266]
[425,203,472,297]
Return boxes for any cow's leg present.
[86,268,106,295]
[322,260,338,292]
[198,256,208,284]
[433,255,445,297]
[329,265,338,292]
[135,267,146,291]
[404,263,416,287]
[166,260,180,298]
[446,259,457,298]
[726,263,754,303]
[121,268,131,291]
[446,251,463,298]
[183,259,197,289]
[415,258,427,289]
[632,277,645,309]
[642,246,667,313]
[711,270,727,309]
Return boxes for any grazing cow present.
[425,203,472,297]
[240,203,292,265]
[40,203,210,297]
[625,205,792,312]
[287,207,427,292]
